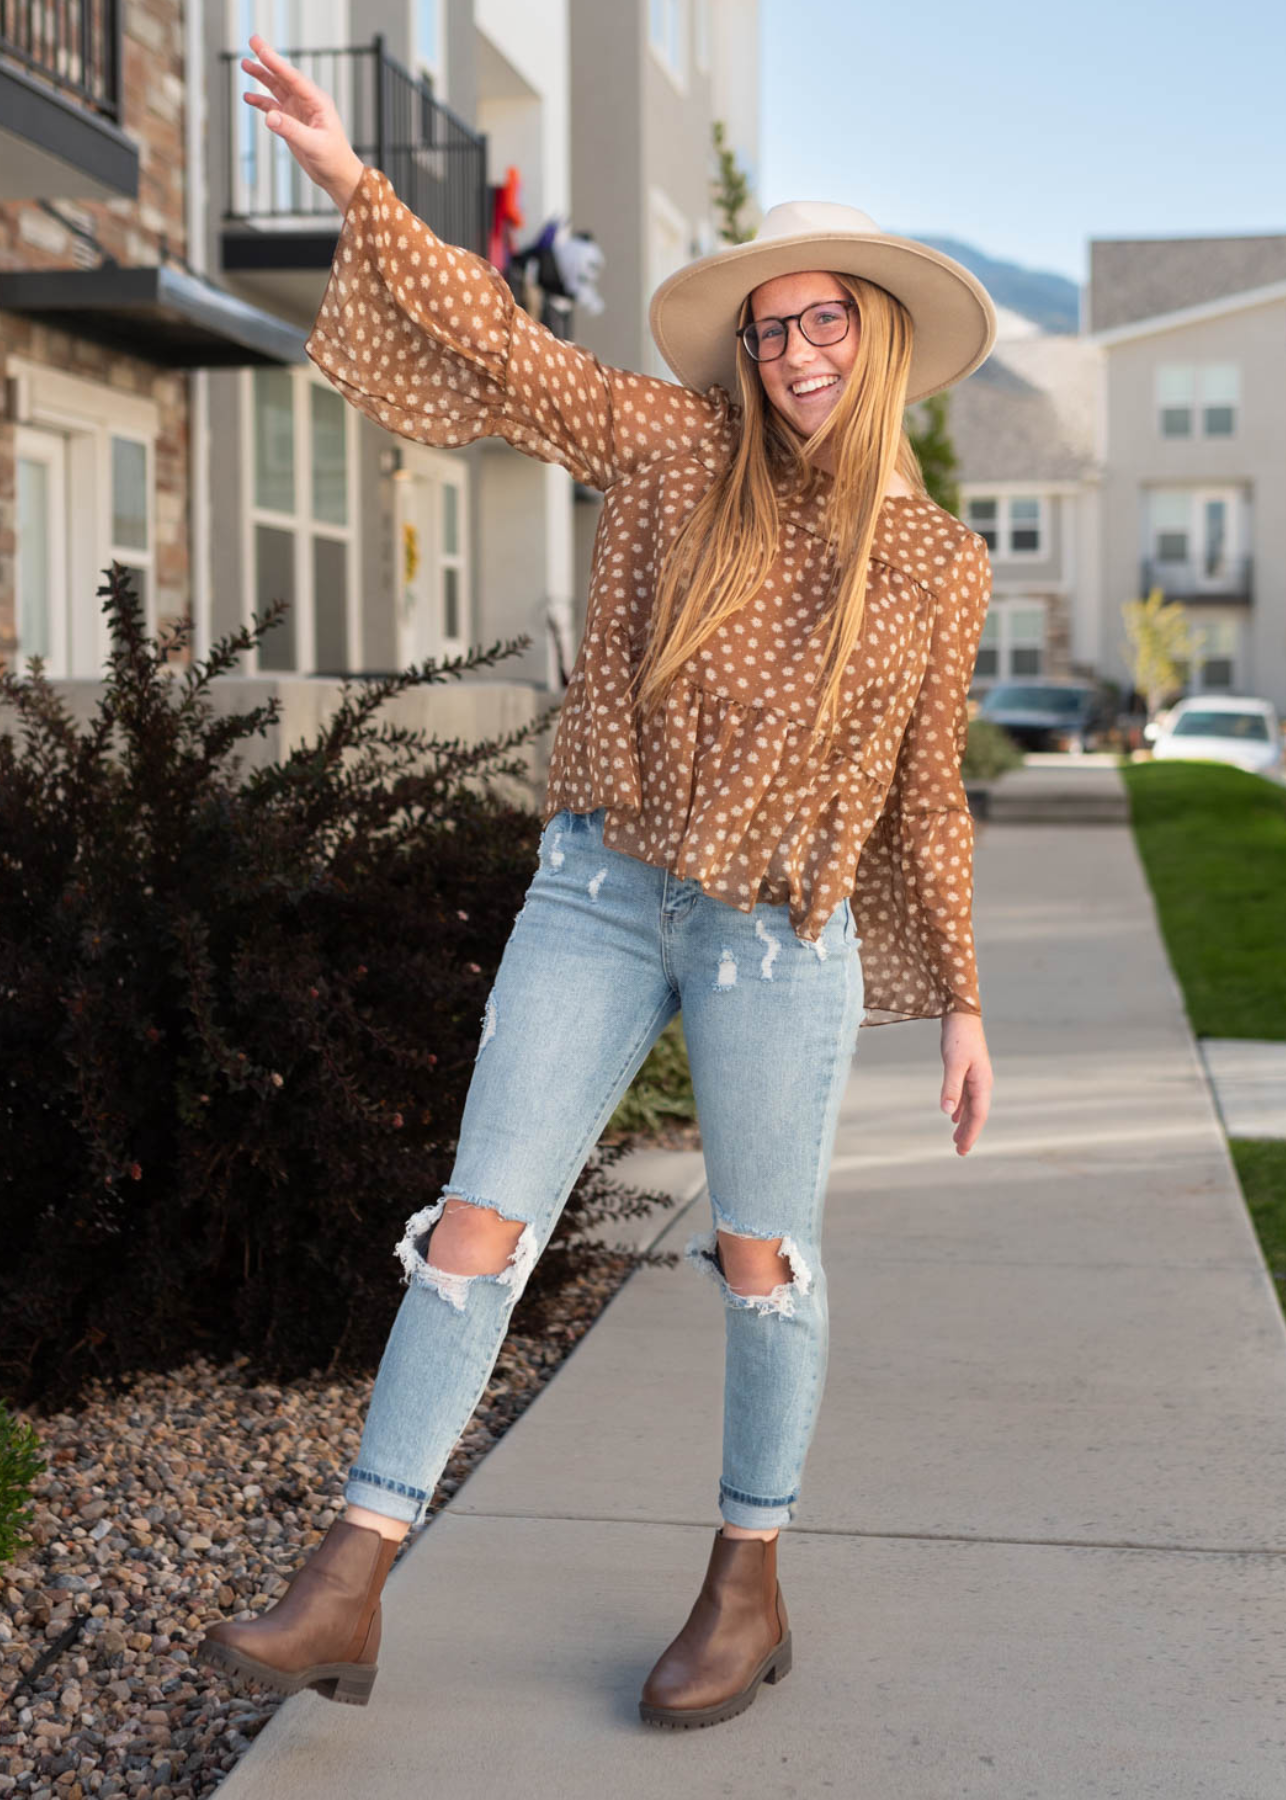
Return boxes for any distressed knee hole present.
[683,1215,814,1319]
[395,1192,539,1311]
[587,867,607,901]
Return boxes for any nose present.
[781,322,820,369]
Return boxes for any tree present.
[711,120,755,245]
[1121,585,1203,718]
[906,392,960,515]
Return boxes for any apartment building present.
[942,309,1103,693]
[0,0,603,775]
[567,0,760,643]
[1085,232,1286,712]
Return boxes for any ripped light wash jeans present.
[344,806,865,1532]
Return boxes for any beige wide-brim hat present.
[649,199,997,403]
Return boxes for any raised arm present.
[852,531,993,1021]
[239,33,730,489]
[303,166,732,491]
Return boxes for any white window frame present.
[1145,486,1246,596]
[409,0,447,92]
[1175,613,1242,694]
[965,492,1048,560]
[241,366,359,676]
[972,596,1048,685]
[1155,361,1240,439]
[649,0,689,92]
[393,445,470,668]
[7,357,159,677]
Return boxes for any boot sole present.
[638,1632,792,1729]
[197,1635,377,1706]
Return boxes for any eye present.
[755,321,784,340]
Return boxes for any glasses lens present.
[743,319,785,361]
[801,302,851,345]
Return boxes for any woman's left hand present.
[939,1012,993,1155]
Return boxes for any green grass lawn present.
[1119,759,1286,1040]
[1121,757,1286,1305]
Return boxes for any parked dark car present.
[974,680,1113,754]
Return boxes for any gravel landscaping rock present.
[0,1252,635,1797]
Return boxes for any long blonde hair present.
[627,271,927,756]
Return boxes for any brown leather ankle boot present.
[197,1519,401,1706]
[639,1528,792,1728]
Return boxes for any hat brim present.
[648,230,997,404]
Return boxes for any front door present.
[395,445,468,668]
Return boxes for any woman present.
[199,34,996,1729]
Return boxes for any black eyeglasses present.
[736,298,858,363]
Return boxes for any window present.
[246,368,356,675]
[973,597,1046,683]
[1146,487,1246,595]
[1156,362,1239,438]
[412,0,445,88]
[1200,363,1238,437]
[966,495,1044,557]
[10,359,158,677]
[1181,617,1242,693]
[649,0,688,87]
[111,434,153,627]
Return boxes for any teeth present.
[791,376,838,395]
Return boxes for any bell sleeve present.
[304,165,730,491]
[852,531,993,1025]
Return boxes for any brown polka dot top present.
[305,168,993,1026]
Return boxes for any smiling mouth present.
[790,375,839,398]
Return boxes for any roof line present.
[1086,276,1286,345]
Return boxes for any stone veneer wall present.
[0,0,190,659]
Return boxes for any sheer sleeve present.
[852,531,992,1024]
[304,165,730,491]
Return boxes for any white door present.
[14,427,69,676]
[395,448,468,667]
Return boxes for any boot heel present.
[315,1665,377,1706]
[764,1634,792,1683]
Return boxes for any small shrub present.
[962,716,1024,782]
[0,1402,45,1570]
[0,566,677,1409]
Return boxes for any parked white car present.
[1145,695,1283,776]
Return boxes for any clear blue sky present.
[760,0,1285,286]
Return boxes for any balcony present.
[0,0,137,199]
[219,36,487,317]
[1140,555,1253,607]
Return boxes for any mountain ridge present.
[905,235,1081,335]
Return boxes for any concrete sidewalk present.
[218,777,1286,1798]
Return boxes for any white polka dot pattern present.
[305,168,993,1027]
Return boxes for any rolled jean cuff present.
[345,1465,429,1528]
[718,1482,796,1531]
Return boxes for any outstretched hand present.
[939,1011,992,1155]
[240,33,364,211]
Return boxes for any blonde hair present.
[627,271,927,756]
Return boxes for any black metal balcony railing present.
[221,37,488,257]
[1140,555,1254,605]
[0,0,123,122]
